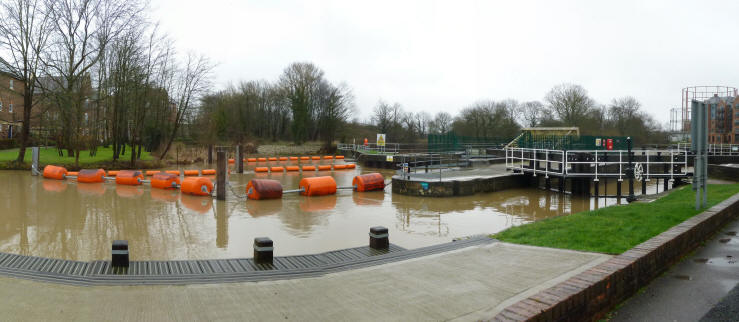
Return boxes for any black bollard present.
[112,240,129,268]
[216,147,227,200]
[369,226,389,250]
[253,237,274,264]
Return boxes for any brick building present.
[705,94,739,144]
[0,72,24,139]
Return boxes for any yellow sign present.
[386,155,393,162]
[377,134,386,147]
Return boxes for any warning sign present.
[377,134,386,147]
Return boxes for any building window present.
[9,80,13,90]
[9,102,12,113]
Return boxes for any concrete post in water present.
[216,147,227,200]
[31,147,40,175]
[253,237,273,264]
[369,226,389,250]
[236,145,244,174]
[111,240,129,268]
[207,145,213,164]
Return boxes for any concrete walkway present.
[0,242,609,321]
[610,217,739,322]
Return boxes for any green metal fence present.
[515,132,629,150]
[427,132,512,152]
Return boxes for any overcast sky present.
[151,0,739,125]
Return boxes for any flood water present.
[0,161,665,261]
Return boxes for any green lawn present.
[0,146,153,167]
[494,184,739,254]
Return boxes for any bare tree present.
[544,83,595,126]
[518,101,544,127]
[432,111,452,134]
[278,62,323,144]
[414,111,431,137]
[608,96,641,135]
[0,0,51,162]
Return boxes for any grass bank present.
[0,146,162,170]
[494,184,739,254]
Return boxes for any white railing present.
[505,148,689,181]
[677,143,739,156]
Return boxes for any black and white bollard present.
[253,237,274,264]
[369,226,389,250]
[112,240,129,268]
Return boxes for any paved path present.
[610,218,739,322]
[0,242,608,321]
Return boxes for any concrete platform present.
[0,242,609,321]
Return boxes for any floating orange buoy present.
[166,170,180,176]
[151,173,181,189]
[115,170,144,185]
[257,157,267,162]
[201,169,216,175]
[311,156,321,160]
[146,170,160,176]
[181,177,214,196]
[299,176,337,196]
[77,169,106,183]
[268,157,277,161]
[300,156,310,161]
[270,166,285,173]
[246,179,283,200]
[107,170,119,177]
[335,155,345,159]
[317,165,332,171]
[67,171,79,177]
[289,157,298,161]
[286,166,300,171]
[353,173,386,192]
[228,158,235,164]
[255,167,269,173]
[333,164,347,170]
[43,165,67,180]
[323,156,333,159]
[247,158,257,162]
[183,170,199,176]
[279,157,288,161]
[346,164,356,169]
[302,165,316,171]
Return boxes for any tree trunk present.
[15,90,33,163]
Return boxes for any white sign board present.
[376,134,386,147]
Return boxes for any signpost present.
[691,100,708,209]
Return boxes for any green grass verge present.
[494,184,739,254]
[0,146,154,169]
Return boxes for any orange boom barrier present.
[323,156,333,159]
[67,171,79,177]
[115,170,144,186]
[268,157,277,161]
[270,166,285,173]
[333,164,347,170]
[255,167,269,173]
[302,165,316,171]
[289,157,298,161]
[279,157,288,161]
[317,165,332,171]
[77,169,106,183]
[247,158,257,162]
[151,173,180,189]
[107,170,119,177]
[346,164,356,169]
[166,170,181,176]
[202,169,216,175]
[43,165,68,180]
[335,155,345,159]
[286,166,300,171]
[300,156,310,161]
[184,170,199,176]
[181,177,214,196]
[352,173,386,192]
[246,179,284,200]
[311,156,321,160]
[228,159,235,164]
[299,176,337,196]
[258,157,267,162]
[146,170,160,176]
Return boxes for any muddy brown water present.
[0,162,664,261]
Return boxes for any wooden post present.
[237,145,244,174]
[216,147,227,200]
[208,145,213,164]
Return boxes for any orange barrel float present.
[183,170,199,176]
[270,166,285,173]
[228,158,235,164]
[115,170,144,185]
[246,179,283,200]
[336,155,345,159]
[181,177,214,196]
[255,167,269,173]
[323,156,334,159]
[247,158,257,162]
[267,157,276,161]
[279,157,288,161]
[43,165,68,180]
[289,157,298,161]
[257,157,267,162]
[311,156,321,160]
[67,171,79,177]
[317,165,332,171]
[286,166,300,172]
[202,169,216,175]
[299,176,337,196]
[77,169,106,183]
[333,164,347,170]
[352,173,386,192]
[346,164,356,169]
[146,170,160,176]
[151,173,181,189]
[300,156,310,161]
[302,165,316,171]
[107,170,119,177]
[166,170,181,176]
